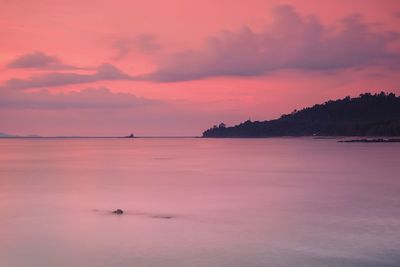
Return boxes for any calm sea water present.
[0,138,399,267]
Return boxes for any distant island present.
[0,132,15,138]
[203,92,400,137]
[0,132,41,138]
[339,138,400,143]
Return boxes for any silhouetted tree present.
[202,92,400,137]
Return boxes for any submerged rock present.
[112,209,124,215]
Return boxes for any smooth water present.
[0,138,399,267]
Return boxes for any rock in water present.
[112,209,124,215]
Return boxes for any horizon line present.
[0,136,200,139]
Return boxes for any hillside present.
[202,92,400,137]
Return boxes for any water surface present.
[1,138,399,267]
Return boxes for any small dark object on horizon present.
[124,133,135,138]
[112,209,124,215]
[152,215,173,219]
[339,138,400,143]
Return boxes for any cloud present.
[1,63,133,90]
[143,5,400,82]
[7,51,81,70]
[112,34,162,60]
[0,87,155,109]
[0,88,241,136]
[0,86,238,136]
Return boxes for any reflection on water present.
[0,138,400,267]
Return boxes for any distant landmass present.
[0,132,41,138]
[339,138,400,143]
[0,132,18,138]
[203,92,400,137]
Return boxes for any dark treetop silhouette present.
[203,92,400,137]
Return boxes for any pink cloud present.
[6,51,81,70]
[0,87,240,136]
[0,87,156,109]
[143,5,400,82]
[1,64,132,90]
[112,34,163,60]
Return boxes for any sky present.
[1,0,400,136]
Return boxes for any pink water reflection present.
[1,138,400,267]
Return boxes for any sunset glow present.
[1,0,400,136]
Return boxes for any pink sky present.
[1,0,400,136]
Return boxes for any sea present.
[0,137,399,267]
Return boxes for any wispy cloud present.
[7,51,83,70]
[0,87,155,109]
[112,34,163,60]
[1,63,133,90]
